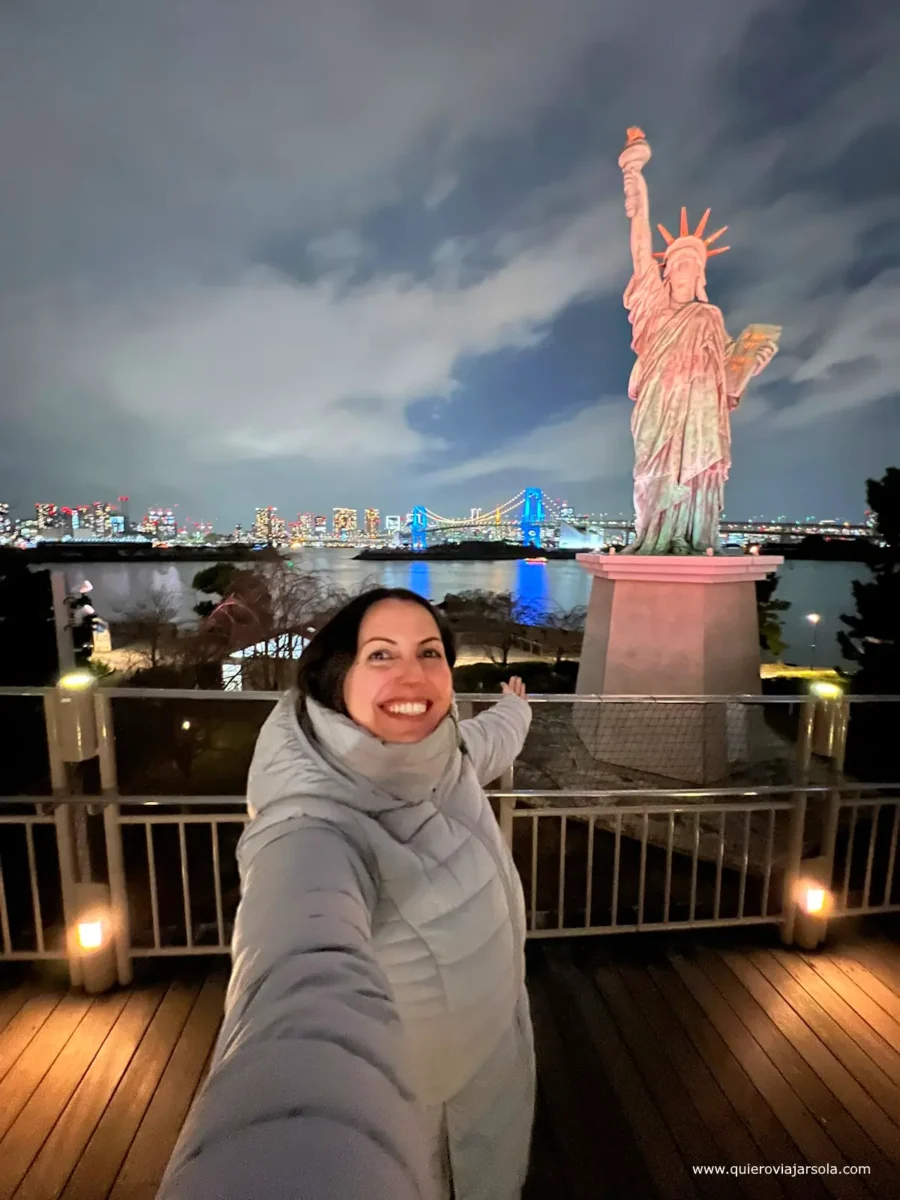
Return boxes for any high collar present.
[302,694,462,805]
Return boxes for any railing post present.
[43,692,83,988]
[95,691,133,986]
[784,689,850,950]
[498,795,516,848]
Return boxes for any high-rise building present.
[253,506,281,544]
[290,513,316,541]
[0,503,12,537]
[35,503,59,530]
[147,508,177,541]
[333,508,357,538]
[110,514,126,536]
[385,515,402,532]
[315,515,328,537]
[92,502,113,536]
[364,508,380,536]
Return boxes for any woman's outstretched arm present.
[155,819,432,1200]
[459,680,532,787]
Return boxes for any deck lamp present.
[51,670,99,761]
[794,878,833,918]
[72,882,117,994]
[809,680,847,760]
[789,867,835,950]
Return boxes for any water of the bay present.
[66,551,864,668]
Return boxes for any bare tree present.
[438,590,538,666]
[541,604,587,668]
[115,585,180,669]
[203,562,339,690]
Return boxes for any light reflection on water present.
[67,550,862,667]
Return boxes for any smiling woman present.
[299,588,458,742]
[157,587,535,1200]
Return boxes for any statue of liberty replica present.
[618,128,781,554]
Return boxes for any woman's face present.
[342,599,454,743]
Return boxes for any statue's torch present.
[618,127,651,173]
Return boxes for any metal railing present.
[0,686,898,979]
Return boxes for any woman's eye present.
[422,648,443,659]
[368,649,391,662]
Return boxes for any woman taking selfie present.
[157,587,535,1200]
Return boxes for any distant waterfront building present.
[385,515,402,532]
[333,507,357,538]
[109,514,126,536]
[253,506,285,544]
[35,503,59,530]
[92,502,113,537]
[364,508,380,536]
[147,508,177,541]
[0,502,12,537]
[315,515,328,537]
[296,512,316,535]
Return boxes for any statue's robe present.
[624,264,734,555]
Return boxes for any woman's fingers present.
[502,676,527,698]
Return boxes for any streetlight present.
[806,613,821,666]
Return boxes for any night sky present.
[1,0,897,528]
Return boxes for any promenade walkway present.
[1,922,899,1199]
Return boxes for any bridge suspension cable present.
[423,490,526,527]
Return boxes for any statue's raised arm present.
[618,128,654,279]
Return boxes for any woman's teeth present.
[384,702,428,716]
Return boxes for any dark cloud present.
[0,0,898,525]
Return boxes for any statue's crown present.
[654,207,730,262]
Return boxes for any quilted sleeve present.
[459,693,532,787]
[155,819,432,1200]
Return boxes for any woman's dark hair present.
[296,588,456,714]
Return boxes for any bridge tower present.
[521,488,544,548]
[410,506,428,550]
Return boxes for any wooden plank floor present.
[1,923,899,1199]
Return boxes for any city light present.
[806,612,821,625]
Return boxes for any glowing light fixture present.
[59,671,95,690]
[181,720,191,731]
[810,681,843,700]
[793,878,833,917]
[806,612,821,626]
[77,919,104,950]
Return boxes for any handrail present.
[2,685,897,703]
[2,781,897,809]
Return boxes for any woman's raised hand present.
[501,676,528,701]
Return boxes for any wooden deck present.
[1,923,899,1199]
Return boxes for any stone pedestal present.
[574,553,783,784]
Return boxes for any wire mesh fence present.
[93,691,900,797]
[462,695,823,790]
